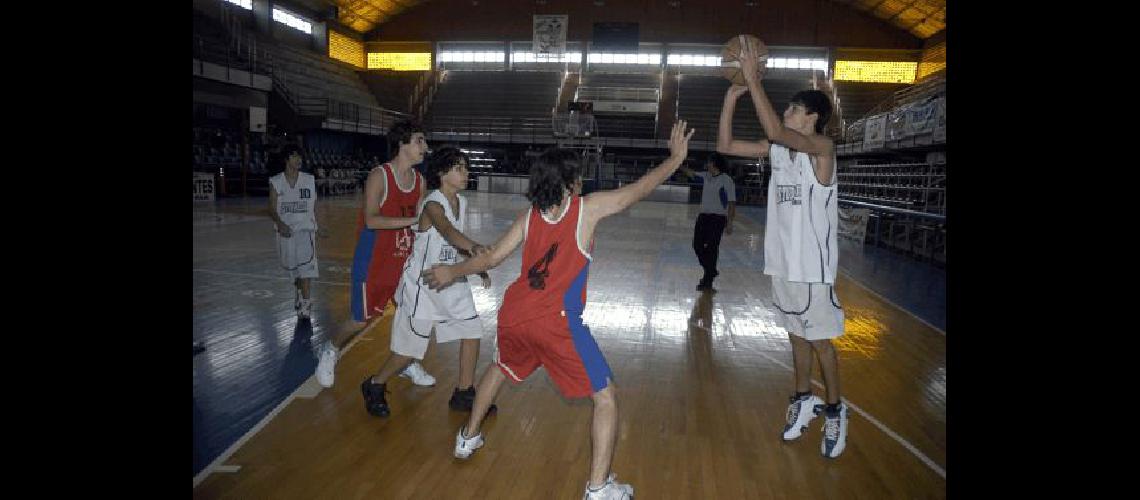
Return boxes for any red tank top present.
[360,163,422,290]
[499,195,592,327]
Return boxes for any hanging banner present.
[533,15,568,54]
[838,207,871,243]
[905,98,937,137]
[863,114,887,150]
[932,97,946,142]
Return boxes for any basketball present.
[721,34,768,85]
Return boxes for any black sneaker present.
[449,387,475,411]
[449,386,498,415]
[361,378,390,417]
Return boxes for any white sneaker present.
[782,394,825,441]
[399,361,436,386]
[316,341,338,388]
[583,474,634,500]
[454,426,484,459]
[298,299,312,319]
[820,403,849,458]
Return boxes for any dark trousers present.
[693,213,727,284]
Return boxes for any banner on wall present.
[838,207,871,243]
[863,114,887,150]
[905,98,937,137]
[932,97,946,142]
[194,172,215,202]
[533,15,568,54]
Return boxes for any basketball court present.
[193,192,945,498]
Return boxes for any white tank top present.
[763,144,839,284]
[398,190,477,320]
[270,172,317,232]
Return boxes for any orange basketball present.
[721,34,768,85]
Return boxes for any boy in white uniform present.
[718,37,849,458]
[360,147,495,417]
[268,145,319,320]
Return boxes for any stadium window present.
[223,0,252,10]
[272,7,312,34]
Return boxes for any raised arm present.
[737,37,832,157]
[582,120,695,222]
[717,84,770,159]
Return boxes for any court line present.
[753,349,947,479]
[195,207,944,483]
[193,316,384,488]
[733,211,945,336]
[837,270,946,336]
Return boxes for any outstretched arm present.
[582,120,695,222]
[423,208,527,290]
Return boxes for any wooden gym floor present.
[193,191,945,499]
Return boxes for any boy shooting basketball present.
[718,36,849,458]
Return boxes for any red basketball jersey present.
[355,163,421,314]
[499,195,591,327]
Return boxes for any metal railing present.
[295,96,411,133]
[838,198,945,263]
[575,86,660,102]
[426,115,553,139]
[193,33,272,75]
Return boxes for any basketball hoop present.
[552,111,597,138]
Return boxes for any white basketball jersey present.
[270,172,317,232]
[398,190,477,321]
[763,144,839,284]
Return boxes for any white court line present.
[193,380,300,487]
[730,214,945,336]
[837,270,946,336]
[193,317,384,488]
[193,268,351,287]
[753,349,947,479]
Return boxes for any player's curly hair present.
[424,146,469,189]
[527,148,581,212]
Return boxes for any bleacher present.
[424,70,562,135]
[267,43,378,107]
[676,75,813,143]
[194,7,407,137]
[307,149,366,196]
[428,71,561,118]
[592,115,658,140]
[579,72,660,89]
[193,126,274,174]
[360,71,427,114]
[834,81,911,125]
